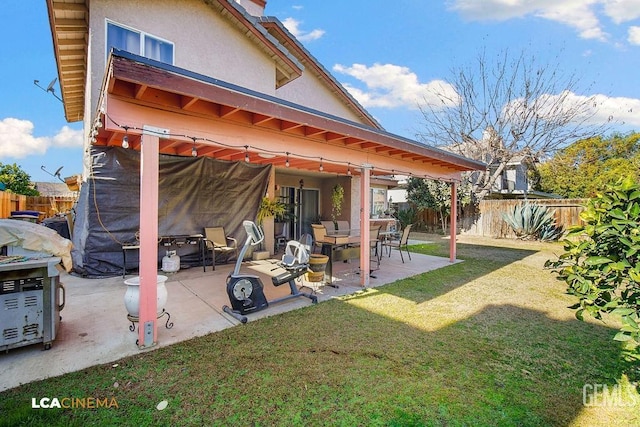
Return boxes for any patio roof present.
[95,51,485,179]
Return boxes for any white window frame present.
[105,20,175,64]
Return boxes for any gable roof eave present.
[257,16,383,131]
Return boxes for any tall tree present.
[0,163,39,196]
[417,49,608,200]
[406,177,472,233]
[535,132,640,198]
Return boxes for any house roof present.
[45,0,88,122]
[46,0,306,122]
[34,182,78,197]
[95,50,485,177]
[257,16,382,130]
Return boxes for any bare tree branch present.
[416,49,609,199]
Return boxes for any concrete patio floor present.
[1,241,456,392]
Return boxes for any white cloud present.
[51,125,84,148]
[333,61,640,129]
[518,91,640,127]
[603,0,640,24]
[586,93,640,126]
[333,63,459,109]
[0,118,83,159]
[281,17,325,42]
[629,26,640,45]
[448,0,611,41]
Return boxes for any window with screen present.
[106,21,174,64]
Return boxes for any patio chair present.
[204,226,238,270]
[383,224,413,263]
[369,224,382,266]
[311,223,327,253]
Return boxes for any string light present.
[102,113,462,184]
[122,126,129,149]
[191,137,198,157]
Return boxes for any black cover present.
[72,146,271,278]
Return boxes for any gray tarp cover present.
[72,146,271,278]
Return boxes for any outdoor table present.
[320,232,380,286]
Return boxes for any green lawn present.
[2,236,638,426]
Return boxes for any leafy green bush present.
[502,203,564,241]
[546,177,640,352]
[396,207,417,229]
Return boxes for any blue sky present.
[1,0,639,183]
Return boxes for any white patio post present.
[359,164,372,287]
[137,128,160,348]
[449,181,457,262]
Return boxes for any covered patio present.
[1,244,457,392]
[82,50,484,348]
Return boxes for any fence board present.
[0,191,75,221]
[465,199,586,238]
[0,191,26,219]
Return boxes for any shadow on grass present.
[373,241,539,305]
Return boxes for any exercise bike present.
[222,220,317,323]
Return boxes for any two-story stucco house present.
[46,0,484,343]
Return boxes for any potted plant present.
[257,196,287,225]
[331,184,344,231]
[254,196,287,259]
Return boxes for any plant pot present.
[306,254,329,282]
[124,275,168,317]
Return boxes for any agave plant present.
[502,203,564,241]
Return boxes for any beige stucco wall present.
[88,0,276,116]
[275,72,365,124]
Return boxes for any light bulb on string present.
[122,126,129,149]
[285,152,290,167]
[191,137,198,157]
[319,158,323,172]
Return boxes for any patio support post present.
[449,181,457,262]
[265,167,276,255]
[137,129,160,348]
[359,164,372,287]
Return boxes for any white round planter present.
[124,275,168,317]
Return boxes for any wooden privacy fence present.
[0,191,26,219]
[0,190,76,221]
[465,199,587,238]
